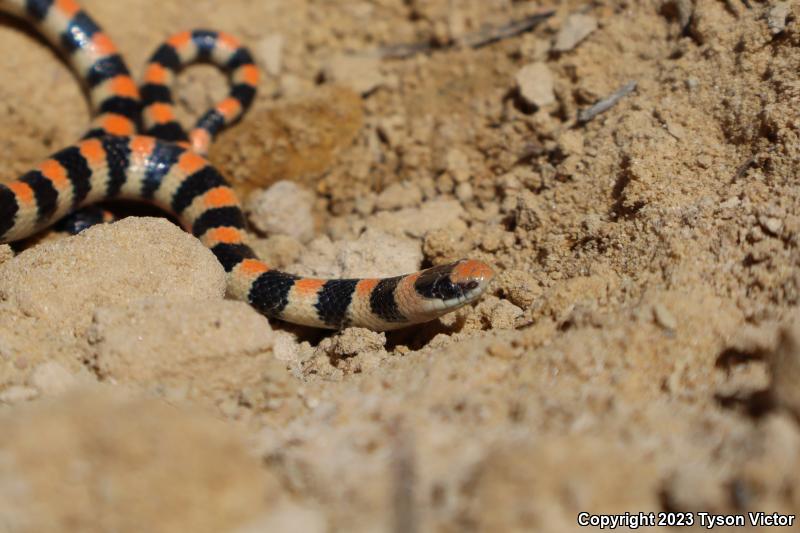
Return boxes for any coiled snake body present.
[0,0,493,330]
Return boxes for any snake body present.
[0,0,493,330]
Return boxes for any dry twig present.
[377,11,554,59]
[577,81,637,123]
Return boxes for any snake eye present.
[462,280,479,291]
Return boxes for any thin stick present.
[377,11,554,59]
[577,81,637,123]
[461,11,555,48]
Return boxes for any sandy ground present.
[0,0,799,531]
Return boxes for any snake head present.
[413,259,494,312]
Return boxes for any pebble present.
[376,114,406,147]
[246,181,315,243]
[515,62,556,108]
[553,14,598,52]
[0,244,12,265]
[375,181,423,211]
[767,2,791,35]
[652,303,677,331]
[324,54,385,95]
[0,385,39,404]
[758,215,783,236]
[29,361,80,395]
[696,154,712,169]
[445,148,471,182]
[258,34,285,76]
[455,182,473,203]
[770,318,800,416]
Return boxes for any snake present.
[0,0,494,330]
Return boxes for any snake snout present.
[413,259,494,306]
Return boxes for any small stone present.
[671,0,694,31]
[480,226,506,252]
[767,2,791,35]
[665,120,685,140]
[498,270,542,309]
[0,244,12,265]
[758,215,783,236]
[246,181,315,243]
[719,197,740,209]
[553,14,598,52]
[278,74,314,97]
[653,303,677,331]
[685,77,699,90]
[375,181,423,211]
[455,182,473,203]
[272,331,301,362]
[249,234,304,269]
[445,148,471,183]
[29,361,80,395]
[515,190,542,231]
[488,342,517,359]
[696,154,712,169]
[368,199,465,239]
[0,385,39,404]
[769,317,800,416]
[423,226,474,263]
[376,114,406,147]
[515,62,556,108]
[324,55,385,95]
[258,34,285,76]
[315,328,386,360]
[465,296,523,331]
[295,228,422,279]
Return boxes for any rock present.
[769,317,800,417]
[257,34,284,76]
[209,86,363,194]
[515,62,556,107]
[249,234,304,269]
[376,114,407,147]
[323,54,385,95]
[423,226,475,264]
[246,180,315,242]
[315,328,386,360]
[271,331,302,362]
[553,13,598,52]
[368,199,465,239]
[0,218,226,332]
[767,2,791,35]
[515,190,543,231]
[314,328,387,373]
[375,181,423,211]
[0,387,278,532]
[462,296,523,331]
[235,503,327,533]
[483,297,524,330]
[669,0,694,31]
[293,228,422,278]
[455,182,473,203]
[29,361,84,395]
[463,439,658,530]
[0,244,12,264]
[497,270,542,309]
[445,148,471,183]
[661,464,727,511]
[90,299,274,394]
[653,303,677,331]
[0,384,38,403]
[758,215,783,236]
